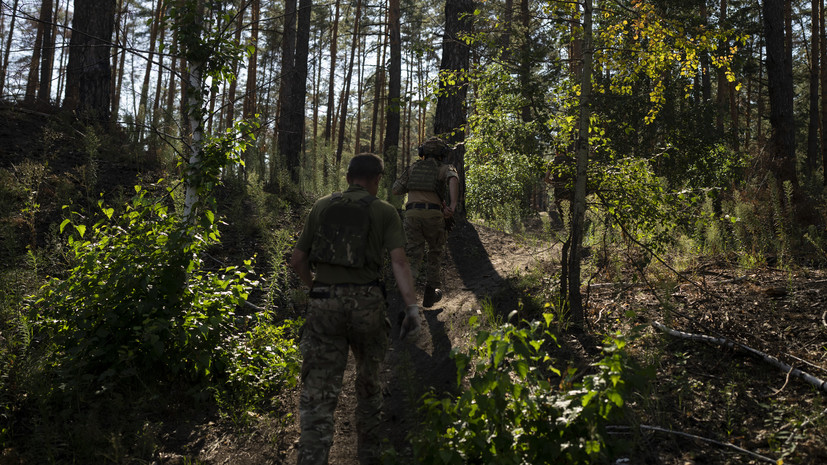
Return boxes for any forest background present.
[2,0,827,463]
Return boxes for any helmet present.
[419,137,450,159]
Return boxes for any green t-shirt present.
[295,184,405,284]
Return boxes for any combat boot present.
[423,285,443,308]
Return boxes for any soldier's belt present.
[406,202,441,210]
[309,280,383,299]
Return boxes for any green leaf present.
[74,224,87,238]
[60,219,71,233]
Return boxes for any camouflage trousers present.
[404,213,446,287]
[297,284,390,465]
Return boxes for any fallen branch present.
[652,321,827,394]
[637,424,781,464]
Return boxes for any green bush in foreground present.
[414,314,648,464]
[28,188,299,399]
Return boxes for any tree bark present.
[0,0,20,97]
[383,0,400,203]
[822,0,827,184]
[762,0,797,188]
[278,0,312,183]
[566,0,591,332]
[323,0,340,145]
[243,0,259,119]
[64,0,117,122]
[25,0,49,104]
[809,0,821,173]
[225,7,245,129]
[38,0,57,103]
[137,0,163,141]
[433,0,474,213]
[335,0,361,166]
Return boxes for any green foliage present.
[413,314,648,464]
[465,63,548,227]
[29,188,258,392]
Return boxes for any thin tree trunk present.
[225,8,245,128]
[38,0,56,103]
[323,0,341,145]
[55,0,69,105]
[112,0,129,121]
[370,14,385,153]
[25,1,48,104]
[137,0,163,141]
[809,0,821,172]
[278,0,312,182]
[383,0,400,203]
[822,0,827,184]
[243,0,259,119]
[0,0,20,97]
[335,0,361,165]
[354,30,364,156]
[715,0,729,137]
[567,0,592,332]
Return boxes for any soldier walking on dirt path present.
[290,153,421,465]
[392,137,459,308]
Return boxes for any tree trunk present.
[383,0,400,203]
[137,0,163,141]
[335,0,361,166]
[809,0,821,173]
[822,0,827,184]
[370,15,385,153]
[354,30,364,156]
[762,0,797,188]
[55,0,70,105]
[567,0,592,332]
[323,0,340,145]
[243,0,259,119]
[433,0,473,213]
[278,0,312,183]
[715,0,730,140]
[0,0,20,97]
[226,7,245,129]
[25,0,48,104]
[64,0,117,122]
[38,0,56,103]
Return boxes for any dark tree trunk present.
[433,0,474,213]
[38,0,56,103]
[278,0,312,183]
[809,0,821,173]
[383,0,401,203]
[63,0,117,122]
[762,0,797,188]
[323,0,340,145]
[243,0,259,119]
[0,0,20,97]
[822,0,827,184]
[225,8,244,129]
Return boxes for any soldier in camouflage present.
[392,137,459,308]
[290,153,420,465]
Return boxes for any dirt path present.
[277,219,558,464]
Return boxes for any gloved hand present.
[398,304,421,340]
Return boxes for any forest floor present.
[154,217,827,465]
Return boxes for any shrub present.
[413,314,648,464]
[29,187,271,393]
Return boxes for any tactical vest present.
[407,158,445,200]
[309,193,377,268]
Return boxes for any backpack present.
[406,158,444,199]
[309,193,377,268]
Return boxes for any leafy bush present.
[28,187,288,394]
[413,314,648,464]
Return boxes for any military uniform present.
[393,158,458,297]
[294,184,405,465]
